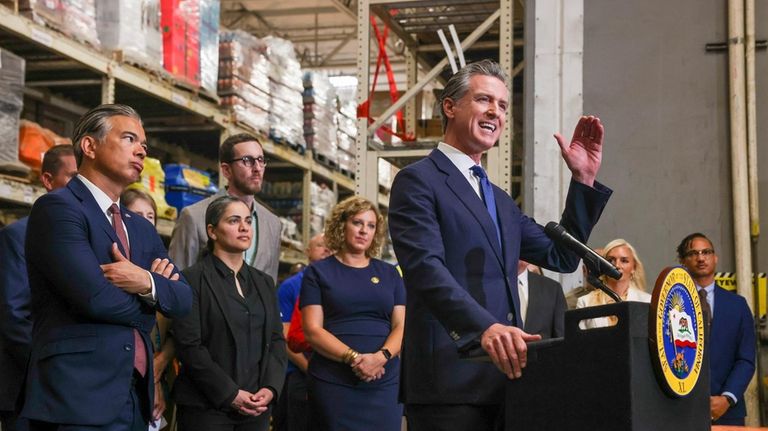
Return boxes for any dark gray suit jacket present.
[523,272,566,339]
[168,191,282,283]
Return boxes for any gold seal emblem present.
[649,266,705,397]
[371,276,380,284]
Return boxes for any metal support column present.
[524,0,584,290]
[405,47,418,137]
[302,169,311,246]
[486,0,514,192]
[355,0,379,203]
[101,75,115,104]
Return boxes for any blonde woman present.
[576,239,650,328]
[300,196,405,431]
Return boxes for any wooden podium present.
[503,301,710,430]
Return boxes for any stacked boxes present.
[164,163,218,213]
[309,181,336,237]
[198,0,219,94]
[335,91,358,174]
[127,157,177,220]
[161,0,218,93]
[161,0,189,84]
[303,72,338,165]
[0,49,28,175]
[20,0,100,49]
[96,0,162,72]
[218,31,271,133]
[263,36,305,151]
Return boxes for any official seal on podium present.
[649,266,706,397]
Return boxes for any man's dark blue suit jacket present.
[21,176,192,425]
[710,284,756,423]
[389,149,611,405]
[0,217,30,412]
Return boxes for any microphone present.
[543,222,622,280]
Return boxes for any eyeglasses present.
[683,248,715,259]
[229,155,267,168]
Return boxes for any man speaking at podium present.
[389,60,612,430]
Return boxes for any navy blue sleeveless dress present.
[299,256,405,431]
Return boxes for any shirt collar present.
[211,254,248,280]
[698,281,715,295]
[77,174,119,217]
[517,268,529,287]
[437,142,482,173]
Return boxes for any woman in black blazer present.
[172,196,286,431]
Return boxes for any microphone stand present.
[586,271,622,303]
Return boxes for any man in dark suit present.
[517,261,566,339]
[389,59,612,430]
[0,145,77,431]
[677,233,756,426]
[21,104,193,431]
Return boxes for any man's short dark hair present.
[439,59,509,133]
[72,104,142,166]
[41,145,75,176]
[676,232,713,260]
[219,133,262,164]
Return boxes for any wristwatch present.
[380,348,392,360]
[725,395,736,408]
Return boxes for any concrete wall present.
[582,0,767,282]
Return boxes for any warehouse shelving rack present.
[0,4,389,264]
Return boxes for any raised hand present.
[553,115,604,187]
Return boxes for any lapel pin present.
[371,276,380,284]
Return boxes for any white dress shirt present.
[517,269,530,325]
[78,174,156,300]
[437,142,483,200]
[696,281,715,315]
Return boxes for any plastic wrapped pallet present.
[336,150,356,174]
[378,158,392,190]
[303,72,339,165]
[20,0,100,49]
[198,0,219,95]
[263,36,305,151]
[0,49,29,176]
[96,0,162,72]
[161,0,204,88]
[309,181,336,237]
[127,157,177,220]
[219,31,272,133]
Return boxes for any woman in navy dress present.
[301,196,406,431]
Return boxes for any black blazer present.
[172,254,286,410]
[523,272,566,339]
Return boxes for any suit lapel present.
[431,150,504,265]
[201,257,237,339]
[248,266,272,378]
[68,177,122,253]
[122,208,142,263]
[251,204,266,267]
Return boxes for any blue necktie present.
[470,165,502,248]
[470,165,522,327]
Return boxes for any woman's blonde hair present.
[601,238,647,292]
[324,196,386,258]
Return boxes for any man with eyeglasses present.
[676,232,755,426]
[169,133,282,282]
